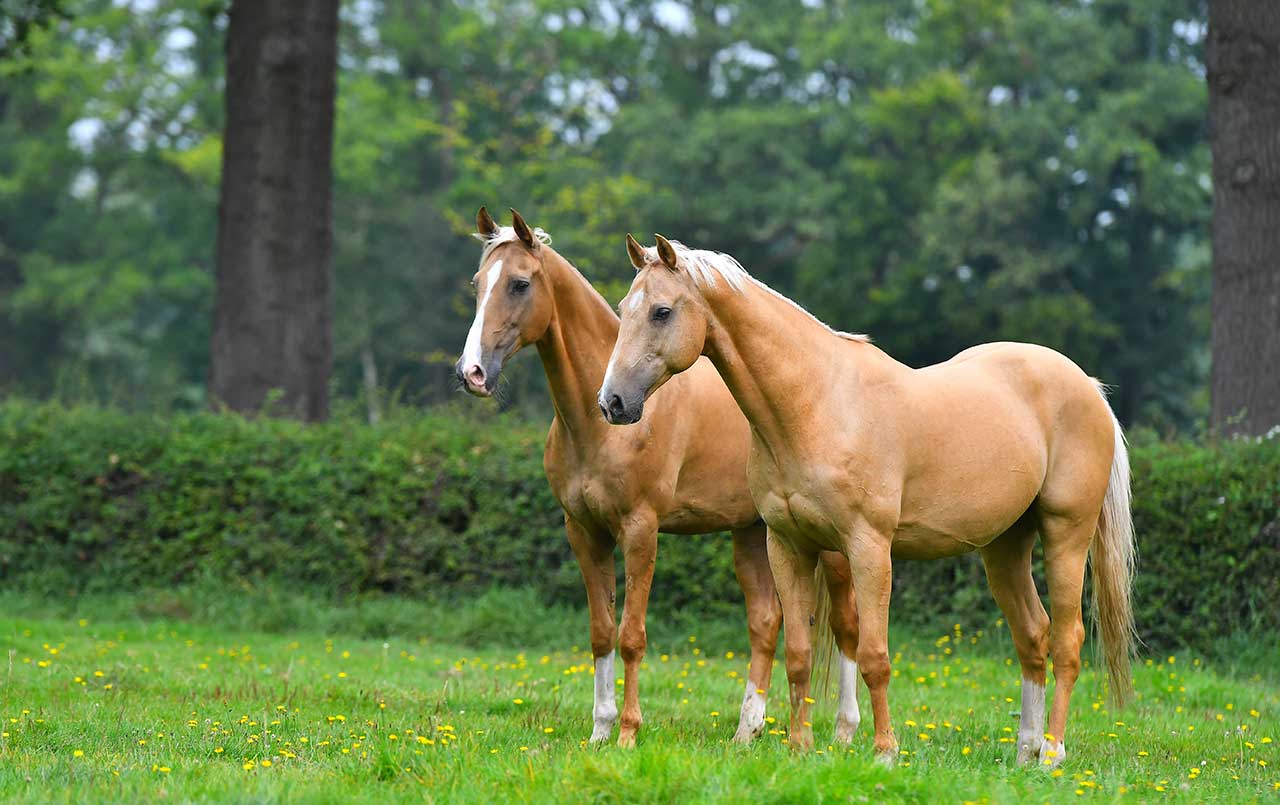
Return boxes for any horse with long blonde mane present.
[600,234,1136,766]
[454,209,860,747]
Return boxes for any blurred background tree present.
[0,0,1215,431]
[1207,0,1280,438]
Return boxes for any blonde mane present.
[474,225,552,266]
[641,242,871,343]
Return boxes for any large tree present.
[1208,1,1280,436]
[209,0,339,421]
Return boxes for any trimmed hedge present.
[1,400,1277,654]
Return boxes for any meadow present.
[0,589,1276,803]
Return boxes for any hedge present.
[1,400,1277,654]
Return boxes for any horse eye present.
[511,278,530,294]
[652,306,672,322]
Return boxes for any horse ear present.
[510,208,539,250]
[654,234,679,270]
[625,233,646,269]
[476,206,499,238]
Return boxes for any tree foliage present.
[0,0,1211,428]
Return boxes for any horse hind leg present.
[730,523,782,744]
[1038,510,1095,769]
[819,551,861,745]
[980,517,1051,766]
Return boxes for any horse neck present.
[535,248,620,440]
[702,280,890,451]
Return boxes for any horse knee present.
[619,629,647,665]
[1012,618,1050,675]
[857,647,891,689]
[785,652,812,687]
[589,626,616,659]
[749,606,782,647]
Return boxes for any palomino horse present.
[454,208,861,747]
[600,234,1136,766]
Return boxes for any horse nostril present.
[598,400,609,419]
[467,365,486,387]
[608,394,626,418]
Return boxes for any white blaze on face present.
[461,259,504,369]
[625,289,645,314]
[590,651,618,742]
[835,655,860,742]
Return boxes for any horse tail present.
[1090,382,1138,707]
[811,561,836,698]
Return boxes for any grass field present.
[0,589,1276,803]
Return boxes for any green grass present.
[0,590,1277,803]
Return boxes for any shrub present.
[1,400,1276,655]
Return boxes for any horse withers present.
[454,209,860,747]
[600,234,1136,766]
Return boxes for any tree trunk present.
[209,0,339,421]
[1208,1,1280,436]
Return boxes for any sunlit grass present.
[0,594,1276,803]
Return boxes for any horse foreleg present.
[820,551,861,745]
[566,516,618,744]
[847,533,897,764]
[981,524,1051,766]
[766,529,819,752]
[730,523,782,744]
[616,509,659,748]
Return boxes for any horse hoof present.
[616,731,637,749]
[732,725,762,744]
[1016,734,1044,766]
[1038,740,1066,770]
[834,715,860,745]
[874,748,897,767]
[789,729,815,752]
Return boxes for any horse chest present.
[753,478,838,539]
[550,465,634,526]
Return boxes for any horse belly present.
[894,459,1042,557]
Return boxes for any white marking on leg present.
[1017,679,1046,765]
[590,650,618,743]
[1040,738,1066,769]
[733,683,767,743]
[461,260,503,369]
[834,655,860,743]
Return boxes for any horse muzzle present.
[456,357,500,397]
[598,390,643,425]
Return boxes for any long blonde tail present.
[1091,385,1138,706]
[811,561,836,697]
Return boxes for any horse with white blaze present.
[454,208,859,747]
